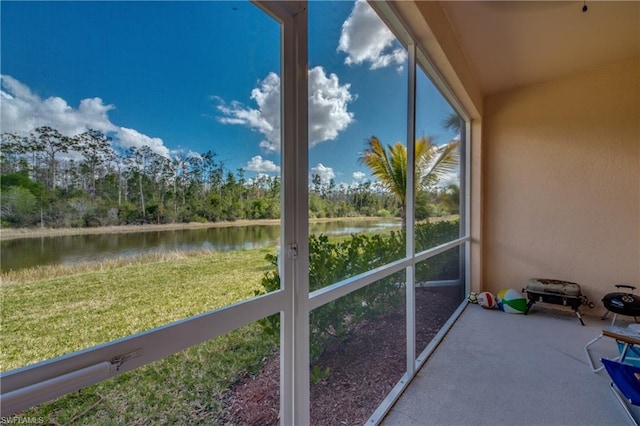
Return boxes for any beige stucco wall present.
[483,60,639,304]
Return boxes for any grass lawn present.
[1,248,279,424]
[0,219,458,423]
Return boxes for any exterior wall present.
[483,60,639,303]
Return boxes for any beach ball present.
[477,291,497,309]
[497,289,527,314]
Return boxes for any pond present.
[1,219,401,272]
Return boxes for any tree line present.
[2,127,457,228]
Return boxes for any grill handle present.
[615,284,637,292]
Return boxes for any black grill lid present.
[602,292,640,316]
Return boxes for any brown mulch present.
[221,286,462,425]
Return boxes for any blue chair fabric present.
[602,358,640,425]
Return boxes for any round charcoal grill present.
[601,285,640,322]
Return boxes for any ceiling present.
[439,1,640,95]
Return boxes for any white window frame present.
[0,2,472,424]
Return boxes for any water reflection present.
[1,220,399,272]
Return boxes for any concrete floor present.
[382,303,636,426]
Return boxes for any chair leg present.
[585,334,606,372]
[585,334,621,372]
[610,382,640,426]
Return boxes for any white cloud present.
[337,0,407,71]
[216,72,281,152]
[1,75,116,136]
[216,66,355,152]
[308,67,355,147]
[116,127,170,158]
[245,155,280,173]
[0,75,170,158]
[352,171,366,182]
[310,163,335,184]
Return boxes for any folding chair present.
[601,358,640,425]
[586,325,640,372]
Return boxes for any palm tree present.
[442,112,464,136]
[359,135,459,227]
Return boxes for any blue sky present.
[1,0,457,187]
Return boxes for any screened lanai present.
[1,1,638,424]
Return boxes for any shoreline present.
[0,217,395,241]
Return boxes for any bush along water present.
[258,220,460,362]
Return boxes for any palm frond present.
[388,142,407,205]
[359,135,460,226]
[359,136,396,192]
[420,140,460,183]
[442,113,463,135]
[414,137,434,175]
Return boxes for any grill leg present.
[524,299,535,315]
[611,313,618,326]
[575,309,585,326]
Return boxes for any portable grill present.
[601,284,640,324]
[523,278,594,325]
[585,284,640,372]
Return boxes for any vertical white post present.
[279,1,309,424]
[279,3,294,424]
[405,42,417,375]
[292,3,310,424]
[279,4,294,422]
[463,119,471,296]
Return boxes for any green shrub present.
[415,220,459,251]
[0,186,39,226]
[191,215,208,223]
[118,202,142,224]
[259,220,460,361]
